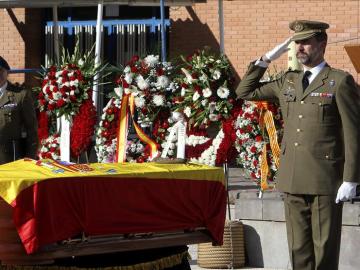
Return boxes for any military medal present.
[329,79,335,87]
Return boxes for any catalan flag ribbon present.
[255,102,281,191]
[116,94,159,162]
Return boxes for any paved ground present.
[190,265,284,270]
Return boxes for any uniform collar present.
[0,81,8,99]
[303,61,327,84]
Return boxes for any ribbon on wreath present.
[58,115,71,162]
[115,94,159,162]
[255,102,281,191]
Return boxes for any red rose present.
[161,122,169,129]
[56,99,65,107]
[156,68,164,76]
[250,146,257,153]
[48,103,55,111]
[131,66,138,73]
[122,79,129,88]
[103,120,110,128]
[106,108,113,115]
[132,55,139,62]
[255,135,262,142]
[193,84,201,93]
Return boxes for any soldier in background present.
[0,56,38,164]
[236,20,360,270]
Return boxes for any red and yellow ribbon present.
[255,102,281,191]
[116,94,159,162]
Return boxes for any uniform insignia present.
[294,23,304,32]
[287,79,295,85]
[329,80,335,87]
[284,87,296,101]
[310,92,333,98]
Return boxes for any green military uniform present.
[236,21,360,270]
[0,82,38,164]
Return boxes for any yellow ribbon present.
[255,102,281,191]
[116,94,158,162]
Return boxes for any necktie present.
[302,70,312,91]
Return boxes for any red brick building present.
[1,0,360,86]
[169,0,360,83]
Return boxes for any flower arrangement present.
[38,134,61,160]
[172,48,236,129]
[95,95,169,163]
[95,97,121,163]
[125,139,152,163]
[114,55,177,127]
[34,41,106,160]
[234,100,283,186]
[37,63,87,117]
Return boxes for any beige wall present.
[169,0,360,83]
[0,8,42,86]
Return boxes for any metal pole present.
[52,5,59,63]
[93,1,103,111]
[160,0,166,62]
[218,0,225,54]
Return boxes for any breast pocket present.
[308,97,336,123]
[1,108,16,124]
[319,98,338,123]
[313,139,344,160]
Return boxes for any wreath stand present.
[197,162,245,269]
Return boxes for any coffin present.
[0,160,226,266]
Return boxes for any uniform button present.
[296,128,301,132]
[318,102,322,106]
[325,155,329,159]
[300,101,305,104]
[294,142,299,147]
[298,115,303,119]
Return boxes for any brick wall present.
[169,0,360,83]
[0,8,43,87]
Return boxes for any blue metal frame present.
[9,68,42,74]
[46,17,170,36]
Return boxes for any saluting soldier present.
[0,56,38,164]
[236,20,360,270]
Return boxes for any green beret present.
[289,20,329,41]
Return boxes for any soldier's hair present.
[314,32,328,43]
[315,32,327,53]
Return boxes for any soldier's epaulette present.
[328,67,350,77]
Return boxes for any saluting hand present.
[263,37,292,63]
[335,182,358,203]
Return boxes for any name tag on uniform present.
[310,92,333,98]
[1,103,17,109]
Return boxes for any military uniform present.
[236,21,360,270]
[0,82,38,164]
